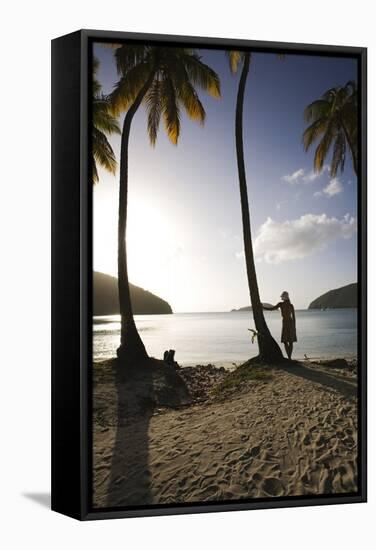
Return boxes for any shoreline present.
[93,355,358,369]
[92,356,358,507]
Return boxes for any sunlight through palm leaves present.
[109,45,221,362]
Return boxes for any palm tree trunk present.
[235,53,283,363]
[117,70,157,363]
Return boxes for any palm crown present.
[110,46,221,145]
[226,50,285,73]
[92,58,120,184]
[303,81,358,177]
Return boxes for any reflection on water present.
[93,309,357,365]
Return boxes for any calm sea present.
[93,309,357,365]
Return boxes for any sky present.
[93,43,358,312]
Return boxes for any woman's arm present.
[263,303,281,311]
[292,305,296,323]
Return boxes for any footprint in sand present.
[249,445,261,458]
[302,433,311,446]
[261,477,284,497]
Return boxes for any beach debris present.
[248,328,258,344]
[178,364,228,402]
[163,349,176,365]
[318,358,349,369]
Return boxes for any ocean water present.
[93,309,357,365]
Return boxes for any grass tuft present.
[213,364,274,395]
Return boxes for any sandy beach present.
[92,358,358,508]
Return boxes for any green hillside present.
[94,271,173,316]
[308,283,357,309]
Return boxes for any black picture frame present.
[51,29,367,520]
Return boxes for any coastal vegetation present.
[303,80,358,176]
[93,271,173,316]
[93,271,172,315]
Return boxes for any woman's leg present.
[290,343,294,359]
[283,343,289,357]
[286,342,292,360]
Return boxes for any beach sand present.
[92,359,358,508]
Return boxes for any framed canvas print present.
[51,29,367,520]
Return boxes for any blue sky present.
[93,43,358,311]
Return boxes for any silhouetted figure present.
[263,291,297,360]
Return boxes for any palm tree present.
[92,58,120,185]
[303,80,358,177]
[110,46,220,363]
[228,51,283,363]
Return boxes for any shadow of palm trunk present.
[105,359,191,508]
[275,360,357,400]
[107,364,155,507]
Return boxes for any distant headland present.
[308,283,357,309]
[94,271,173,316]
[231,303,273,312]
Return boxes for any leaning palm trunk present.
[235,53,283,363]
[117,71,157,362]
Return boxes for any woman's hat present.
[281,291,289,300]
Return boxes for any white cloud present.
[302,170,320,183]
[314,177,344,198]
[323,177,343,197]
[282,166,329,185]
[254,213,357,264]
[235,250,245,260]
[282,168,305,184]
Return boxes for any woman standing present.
[263,291,297,360]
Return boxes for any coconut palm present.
[92,58,120,185]
[110,46,221,363]
[303,80,358,177]
[228,51,283,363]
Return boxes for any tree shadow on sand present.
[276,360,357,400]
[106,359,190,508]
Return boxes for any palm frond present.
[161,77,180,145]
[313,125,335,172]
[93,99,121,135]
[114,45,149,75]
[144,79,162,146]
[303,80,358,177]
[226,50,244,74]
[92,127,117,175]
[330,131,346,177]
[302,118,328,151]
[92,57,103,96]
[91,157,99,185]
[177,81,206,125]
[304,99,330,122]
[181,52,221,98]
[110,62,151,116]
